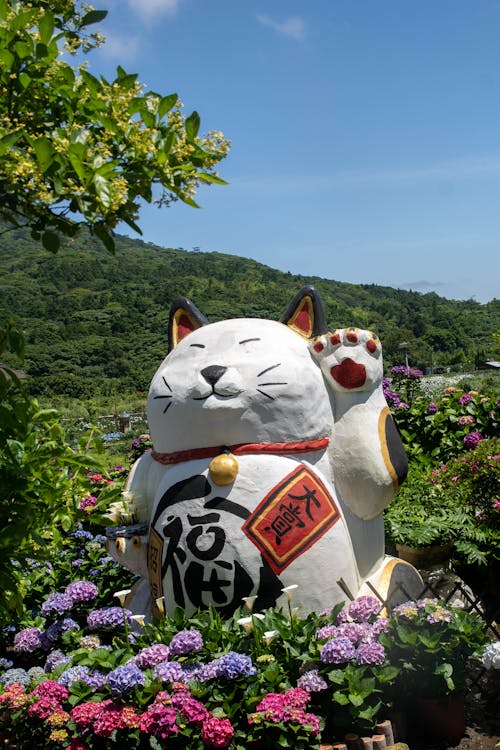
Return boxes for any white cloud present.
[98,30,141,61]
[127,0,179,23]
[257,13,306,41]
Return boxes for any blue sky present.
[93,0,499,303]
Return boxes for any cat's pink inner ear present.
[172,309,202,346]
[286,295,314,338]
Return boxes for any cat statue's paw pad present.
[310,328,383,392]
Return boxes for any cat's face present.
[147,317,332,453]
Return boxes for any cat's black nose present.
[201,365,227,386]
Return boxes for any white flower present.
[482,641,500,670]
[130,615,146,627]
[155,596,165,615]
[113,589,132,606]
[263,630,279,645]
[242,595,258,612]
[103,501,132,523]
[281,584,298,601]
[237,613,265,633]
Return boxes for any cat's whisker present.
[257,363,281,378]
[259,381,287,387]
[162,376,172,391]
[153,395,172,399]
[163,402,173,414]
[256,388,275,400]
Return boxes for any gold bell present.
[208,450,239,486]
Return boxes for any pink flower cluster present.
[248,688,320,735]
[71,699,139,737]
[28,680,69,720]
[0,683,29,710]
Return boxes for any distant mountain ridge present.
[0,225,498,397]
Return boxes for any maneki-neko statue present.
[108,287,422,618]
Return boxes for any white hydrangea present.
[481,641,500,670]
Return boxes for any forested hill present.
[0,226,498,398]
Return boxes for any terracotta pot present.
[396,543,453,568]
[410,692,465,745]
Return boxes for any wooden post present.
[375,720,395,747]
[332,744,348,750]
[371,735,387,750]
[344,733,360,750]
[360,738,374,750]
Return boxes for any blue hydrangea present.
[87,607,132,630]
[58,666,91,687]
[215,652,256,680]
[0,668,31,686]
[107,663,145,694]
[0,658,13,670]
[41,592,73,617]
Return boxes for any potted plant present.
[381,597,488,744]
[384,462,459,567]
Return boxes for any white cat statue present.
[112,287,422,618]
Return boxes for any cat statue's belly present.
[146,454,358,618]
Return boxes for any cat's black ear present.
[168,297,209,351]
[280,286,328,338]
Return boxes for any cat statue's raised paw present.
[114,287,421,618]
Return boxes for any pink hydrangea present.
[70,701,107,728]
[32,680,69,702]
[139,704,179,739]
[65,741,88,750]
[93,702,126,737]
[201,716,235,748]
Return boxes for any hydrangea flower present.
[355,642,386,665]
[58,666,91,687]
[41,592,73,618]
[79,495,98,512]
[482,642,500,670]
[133,643,170,669]
[427,402,438,414]
[139,704,179,739]
[348,596,382,622]
[0,668,31,686]
[215,651,256,680]
[169,629,203,656]
[65,580,98,605]
[320,636,356,664]
[13,627,43,653]
[201,716,235,748]
[464,431,484,450]
[107,663,145,694]
[154,660,186,683]
[44,650,71,673]
[315,624,338,640]
[87,606,132,630]
[297,669,328,692]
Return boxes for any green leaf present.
[81,10,108,26]
[0,49,14,68]
[38,11,54,44]
[198,172,228,185]
[185,111,200,140]
[14,41,32,59]
[94,175,111,208]
[32,137,55,172]
[0,131,21,156]
[18,72,31,89]
[158,93,178,118]
[41,231,60,253]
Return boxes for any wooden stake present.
[331,744,348,750]
[360,738,374,750]
[372,735,387,750]
[344,733,360,750]
[375,720,395,747]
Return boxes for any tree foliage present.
[0,226,499,401]
[0,0,230,252]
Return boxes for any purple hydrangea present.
[84,670,107,691]
[169,629,203,656]
[72,529,94,540]
[297,669,328,692]
[107,663,145,694]
[370,617,389,638]
[315,625,338,641]
[154,660,187,683]
[87,607,132,630]
[336,622,366,644]
[459,393,473,406]
[41,592,73,618]
[427,403,438,414]
[13,627,43,653]
[44,650,71,673]
[133,644,170,669]
[355,642,386,665]
[65,581,98,605]
[348,596,382,623]
[320,636,356,664]
[464,431,484,450]
[0,658,13,670]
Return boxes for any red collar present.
[151,437,329,466]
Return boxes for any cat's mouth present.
[192,387,243,401]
